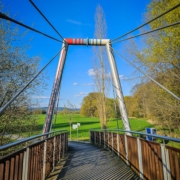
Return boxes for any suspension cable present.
[0,47,65,115]
[0,12,63,43]
[29,0,65,41]
[112,2,180,43]
[112,20,180,44]
[111,47,180,101]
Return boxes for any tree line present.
[123,0,180,135]
[80,92,120,120]
[0,3,46,145]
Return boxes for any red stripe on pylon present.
[65,38,73,44]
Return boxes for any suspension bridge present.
[0,0,180,179]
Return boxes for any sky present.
[2,0,150,108]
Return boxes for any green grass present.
[36,114,153,141]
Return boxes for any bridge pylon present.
[43,38,131,135]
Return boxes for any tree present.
[0,6,46,145]
[62,101,76,140]
[93,4,110,129]
[80,92,98,117]
[106,98,120,121]
[42,110,46,114]
[124,0,180,135]
[80,92,120,120]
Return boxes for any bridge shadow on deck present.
[57,141,139,180]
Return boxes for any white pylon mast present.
[43,41,68,134]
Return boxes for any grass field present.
[36,114,154,141]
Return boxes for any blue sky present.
[2,0,150,108]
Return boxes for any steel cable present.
[29,0,65,41]
[111,47,180,101]
[0,47,65,115]
[0,12,63,43]
[112,2,180,43]
[112,20,180,44]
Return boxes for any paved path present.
[57,141,139,180]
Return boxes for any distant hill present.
[32,107,80,111]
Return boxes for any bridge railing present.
[90,129,180,180]
[0,131,68,180]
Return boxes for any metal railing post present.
[42,140,47,180]
[22,147,29,180]
[99,132,101,146]
[90,131,91,143]
[124,135,129,165]
[117,133,120,157]
[94,131,96,145]
[108,132,109,151]
[112,132,114,152]
[59,134,61,161]
[64,133,66,152]
[63,133,65,158]
[66,133,68,152]
[161,144,171,180]
[137,138,143,179]
[104,131,106,148]
[52,136,56,172]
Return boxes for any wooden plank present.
[10,157,15,180]
[143,141,147,179]
[5,160,10,180]
[154,145,159,180]
[141,140,145,179]
[39,144,43,180]
[128,137,133,168]
[0,163,4,180]
[168,149,175,179]
[14,154,19,180]
[158,145,163,180]
[148,142,155,179]
[36,145,39,180]
[18,152,23,180]
[143,141,148,179]
[154,144,158,179]
[174,152,180,180]
[33,146,37,180]
[146,142,150,179]
[134,137,138,173]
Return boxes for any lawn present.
[37,114,153,141]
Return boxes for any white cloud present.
[88,68,124,80]
[119,75,124,79]
[74,92,87,97]
[88,68,111,79]
[88,69,96,76]
[67,19,91,26]
[32,96,50,99]
[73,82,78,86]
[67,19,82,25]
[82,83,95,86]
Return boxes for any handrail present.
[0,130,67,151]
[90,129,180,143]
[90,130,180,179]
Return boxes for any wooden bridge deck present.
[48,141,139,180]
